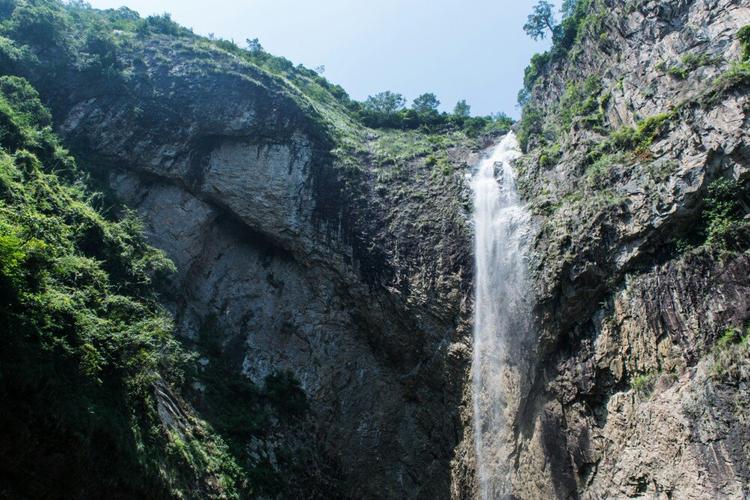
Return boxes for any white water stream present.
[471,132,531,499]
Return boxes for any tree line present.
[353,90,510,135]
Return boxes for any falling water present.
[471,132,531,499]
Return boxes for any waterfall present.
[471,132,531,499]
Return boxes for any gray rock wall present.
[499,0,750,498]
[45,34,474,499]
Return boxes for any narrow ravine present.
[471,132,531,499]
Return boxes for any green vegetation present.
[739,25,750,60]
[517,105,545,152]
[532,24,750,183]
[411,92,441,116]
[702,59,750,105]
[522,90,673,168]
[0,73,252,497]
[523,0,593,52]
[599,111,674,154]
[520,73,608,150]
[710,323,750,380]
[0,3,348,495]
[136,13,187,37]
[583,151,627,188]
[517,0,613,150]
[127,10,507,138]
[632,372,656,397]
[656,52,720,80]
[0,0,356,139]
[556,75,607,132]
[363,90,407,117]
[518,0,599,106]
[357,89,512,136]
[670,178,749,255]
[516,0,750,414]
[700,179,749,252]
[192,317,313,495]
[518,52,551,106]
[523,1,558,41]
[717,327,744,350]
[194,315,308,448]
[699,27,750,105]
[371,129,464,172]
[538,142,562,169]
[0,0,510,193]
[453,99,471,117]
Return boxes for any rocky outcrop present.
[503,0,750,497]
[7,27,480,498]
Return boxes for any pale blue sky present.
[84,0,561,117]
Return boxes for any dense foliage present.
[0,72,252,498]
[670,178,750,254]
[357,103,513,136]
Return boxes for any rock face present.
[14,31,478,499]
[491,0,750,498]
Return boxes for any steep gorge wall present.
[500,0,750,498]
[2,0,750,498]
[1,16,480,497]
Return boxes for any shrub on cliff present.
[702,178,750,252]
[517,0,598,118]
[2,0,66,45]
[739,25,750,60]
[136,13,185,37]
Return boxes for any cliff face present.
[1,0,749,498]
[502,0,750,498]
[64,42,471,500]
[0,4,482,496]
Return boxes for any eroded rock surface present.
[488,0,750,498]
[17,33,478,499]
